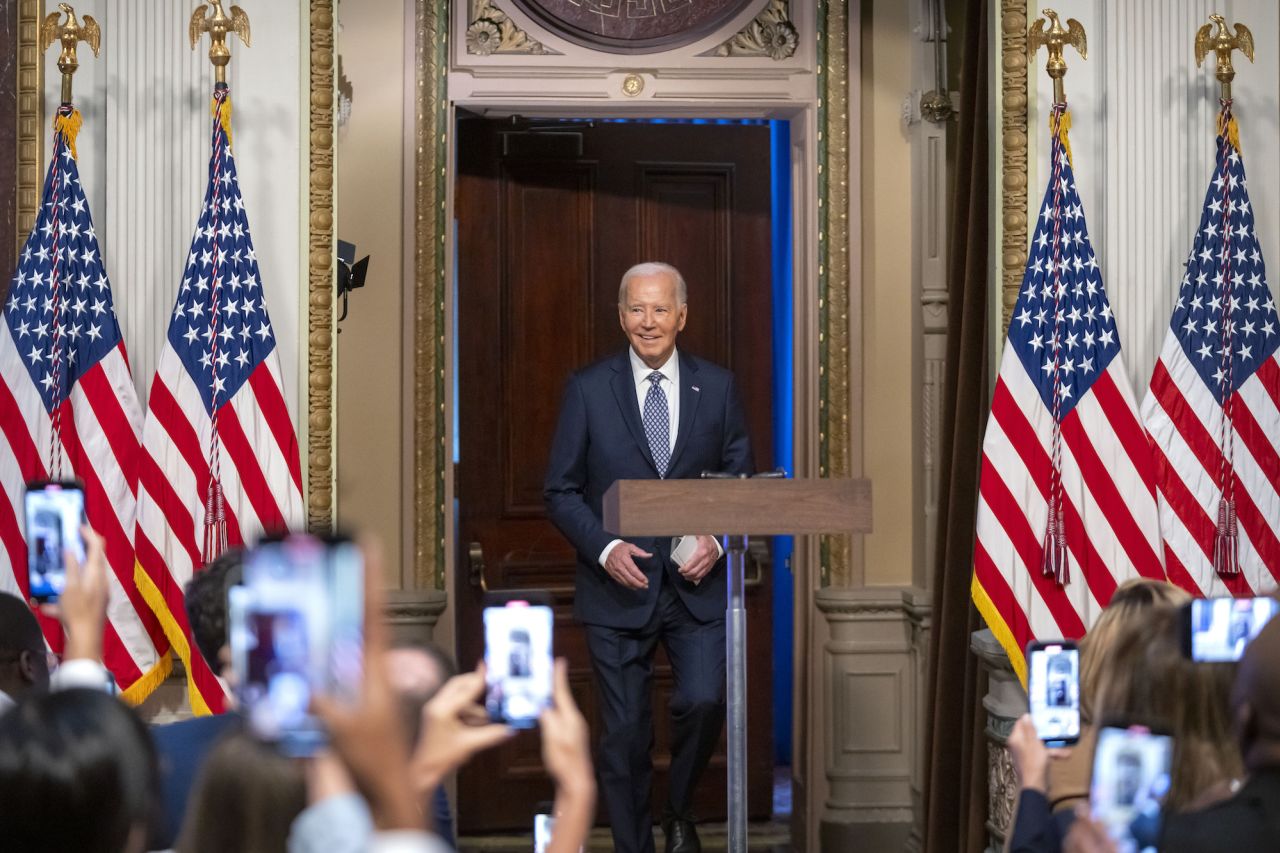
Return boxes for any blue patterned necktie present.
[642,371,670,478]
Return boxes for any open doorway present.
[450,112,794,844]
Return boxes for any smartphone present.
[533,813,555,853]
[1089,723,1173,853]
[1182,596,1280,662]
[1026,639,1080,746]
[483,590,554,728]
[229,534,364,755]
[23,480,87,603]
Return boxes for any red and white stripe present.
[134,343,303,715]
[1141,331,1280,598]
[0,323,166,698]
[973,345,1165,680]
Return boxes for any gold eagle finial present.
[189,1,251,85]
[40,3,101,103]
[1028,8,1087,105]
[1195,13,1254,101]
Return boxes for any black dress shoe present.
[663,818,701,853]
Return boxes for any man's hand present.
[539,658,595,853]
[1006,714,1072,794]
[410,665,515,794]
[42,526,108,663]
[677,534,719,585]
[1063,806,1119,853]
[603,543,651,590]
[539,659,593,793]
[312,539,421,832]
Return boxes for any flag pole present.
[1027,8,1087,107]
[1027,10,1087,585]
[1195,14,1255,104]
[39,3,101,105]
[189,1,251,561]
[189,1,252,86]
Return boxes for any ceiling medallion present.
[506,0,757,54]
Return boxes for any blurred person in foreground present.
[1004,579,1191,851]
[1064,611,1280,853]
[302,539,597,853]
[177,731,307,853]
[0,526,116,710]
[152,549,459,849]
[1007,596,1240,852]
[0,687,159,853]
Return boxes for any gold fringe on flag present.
[1219,109,1242,155]
[211,91,233,148]
[53,108,83,160]
[1051,109,1074,169]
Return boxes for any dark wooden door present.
[454,114,774,833]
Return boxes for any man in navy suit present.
[545,262,753,853]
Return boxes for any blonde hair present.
[1079,578,1191,720]
[1091,603,1242,814]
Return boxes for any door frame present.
[407,4,862,846]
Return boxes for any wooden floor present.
[457,820,792,852]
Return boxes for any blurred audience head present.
[1232,613,1280,772]
[1079,579,1191,719]
[177,732,306,853]
[184,547,245,677]
[1092,602,1241,813]
[0,688,158,853]
[0,592,50,701]
[386,640,456,745]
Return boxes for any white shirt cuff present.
[598,539,623,566]
[51,658,112,693]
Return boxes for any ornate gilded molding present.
[16,0,42,252]
[307,0,337,532]
[466,0,556,56]
[1000,0,1029,332]
[818,0,851,587]
[706,0,797,59]
[415,0,448,589]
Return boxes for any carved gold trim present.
[818,0,851,587]
[16,0,43,252]
[706,0,798,59]
[414,0,448,589]
[308,0,337,532]
[466,0,556,56]
[1000,1,1029,332]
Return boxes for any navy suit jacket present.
[544,348,753,629]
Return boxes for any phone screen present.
[484,597,553,728]
[230,535,363,755]
[1027,641,1080,746]
[533,813,555,853]
[1090,725,1173,853]
[1188,597,1279,662]
[24,481,86,603]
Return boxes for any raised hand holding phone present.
[23,480,87,604]
[1027,639,1081,746]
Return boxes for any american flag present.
[0,106,168,699]
[133,86,304,715]
[971,108,1165,682]
[1140,105,1280,599]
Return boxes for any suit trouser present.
[584,578,727,853]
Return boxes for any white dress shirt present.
[629,346,679,455]
[599,348,721,568]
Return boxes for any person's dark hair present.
[0,592,49,698]
[389,639,457,744]
[176,732,306,853]
[1093,603,1241,813]
[183,548,245,672]
[0,688,158,853]
[1233,611,1280,771]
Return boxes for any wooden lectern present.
[603,475,871,853]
